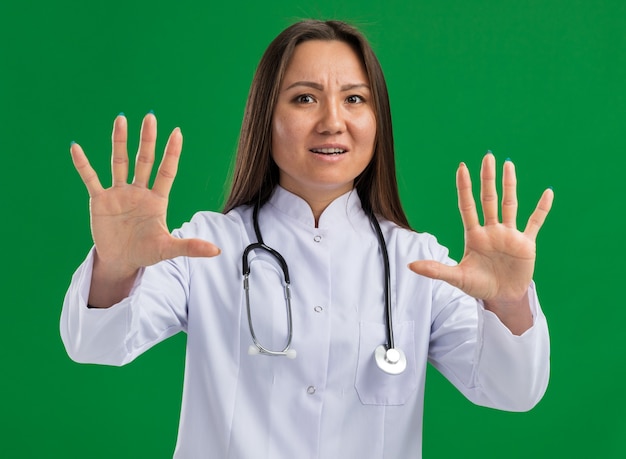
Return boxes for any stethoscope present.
[242,201,407,375]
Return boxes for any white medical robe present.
[60,186,550,458]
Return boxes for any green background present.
[1,0,623,457]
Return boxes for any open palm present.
[70,114,220,279]
[409,154,553,307]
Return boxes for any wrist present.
[88,252,140,308]
[483,290,533,335]
[93,250,140,282]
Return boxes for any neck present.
[307,197,335,227]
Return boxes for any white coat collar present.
[267,186,364,229]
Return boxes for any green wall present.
[1,0,624,457]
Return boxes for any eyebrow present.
[284,81,371,92]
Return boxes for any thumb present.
[164,237,222,260]
[408,260,462,288]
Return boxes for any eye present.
[294,94,316,104]
[346,95,365,104]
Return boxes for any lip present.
[308,143,350,155]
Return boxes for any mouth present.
[309,147,347,155]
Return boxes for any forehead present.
[282,40,369,85]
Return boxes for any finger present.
[408,260,463,289]
[111,113,129,186]
[132,112,157,187]
[152,127,183,198]
[70,142,105,197]
[480,153,499,225]
[524,188,554,240]
[501,159,518,228]
[163,237,222,260]
[457,162,480,231]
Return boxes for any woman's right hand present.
[70,113,221,307]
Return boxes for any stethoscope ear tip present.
[248,345,261,355]
[248,344,297,359]
[285,349,297,359]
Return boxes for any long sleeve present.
[60,248,189,366]
[473,290,550,411]
[424,232,550,412]
[428,284,550,412]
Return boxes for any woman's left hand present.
[408,153,554,334]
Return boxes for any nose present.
[316,99,346,135]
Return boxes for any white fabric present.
[60,186,550,458]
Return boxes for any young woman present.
[62,20,554,458]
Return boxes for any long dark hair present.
[223,20,410,229]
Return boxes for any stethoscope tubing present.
[368,210,395,351]
[242,198,406,374]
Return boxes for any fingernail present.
[505,157,512,162]
[486,150,493,154]
[148,109,154,115]
[548,186,554,191]
[70,140,76,148]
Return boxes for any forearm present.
[483,289,533,336]
[475,293,550,412]
[60,248,188,366]
[88,252,140,308]
[60,250,138,365]
[429,283,550,412]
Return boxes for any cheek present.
[272,114,297,151]
[270,116,282,151]
[356,112,377,150]
[271,116,296,169]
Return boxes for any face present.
[271,40,376,205]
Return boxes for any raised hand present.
[70,113,220,307]
[408,153,553,334]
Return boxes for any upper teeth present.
[311,148,345,154]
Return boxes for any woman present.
[61,20,554,458]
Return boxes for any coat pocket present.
[354,321,419,405]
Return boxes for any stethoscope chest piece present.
[374,344,407,375]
